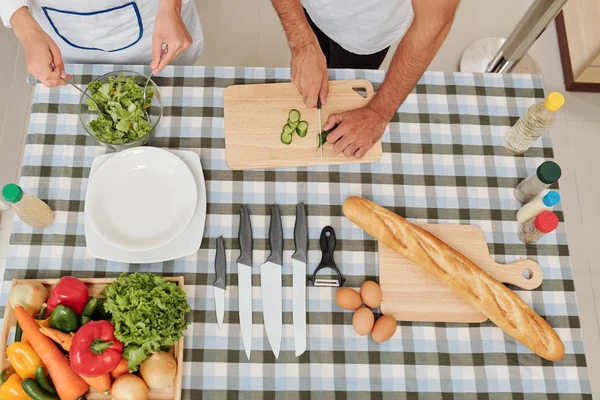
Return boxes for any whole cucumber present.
[22,378,60,400]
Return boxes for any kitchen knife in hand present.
[292,203,308,356]
[213,236,226,331]
[318,99,323,159]
[237,206,253,359]
[260,205,283,358]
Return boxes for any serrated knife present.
[260,205,283,358]
[213,236,226,331]
[292,202,307,356]
[237,206,253,359]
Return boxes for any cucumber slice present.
[287,119,299,130]
[283,124,295,135]
[281,124,294,145]
[288,109,301,123]
[281,131,293,145]
[296,120,308,137]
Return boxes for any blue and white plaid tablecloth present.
[0,64,591,398]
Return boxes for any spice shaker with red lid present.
[518,211,559,243]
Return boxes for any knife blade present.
[237,206,253,359]
[318,99,323,159]
[213,236,226,331]
[292,203,308,356]
[260,205,283,358]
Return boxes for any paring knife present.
[260,205,283,358]
[318,99,323,159]
[237,206,253,359]
[292,203,308,356]
[213,236,226,331]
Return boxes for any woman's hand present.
[11,7,70,87]
[151,0,193,74]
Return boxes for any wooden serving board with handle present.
[223,80,383,170]
[379,224,543,323]
[0,277,184,400]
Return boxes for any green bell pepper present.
[49,305,79,333]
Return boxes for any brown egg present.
[360,280,382,308]
[371,315,397,343]
[335,288,362,310]
[352,307,375,336]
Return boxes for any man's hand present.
[151,0,192,74]
[271,0,328,108]
[11,7,69,87]
[291,42,328,108]
[323,105,388,159]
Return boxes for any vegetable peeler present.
[309,226,345,287]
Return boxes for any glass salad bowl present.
[79,70,162,151]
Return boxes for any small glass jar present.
[514,161,562,203]
[518,211,559,244]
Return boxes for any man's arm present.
[271,0,328,107]
[324,0,459,158]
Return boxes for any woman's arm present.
[151,0,193,73]
[10,7,69,87]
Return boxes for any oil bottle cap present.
[544,92,565,111]
[2,184,23,203]
[542,191,560,207]
[534,211,559,233]
[536,161,562,184]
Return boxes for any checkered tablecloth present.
[0,65,591,398]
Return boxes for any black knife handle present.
[266,205,283,266]
[292,202,308,263]
[214,236,226,289]
[237,205,253,266]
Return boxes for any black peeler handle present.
[310,226,345,286]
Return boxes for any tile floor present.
[1,0,599,394]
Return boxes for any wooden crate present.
[1,277,185,400]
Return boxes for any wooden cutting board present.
[379,224,543,323]
[223,80,383,170]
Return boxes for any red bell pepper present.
[69,321,123,377]
[46,276,89,315]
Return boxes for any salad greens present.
[87,73,154,144]
[101,273,190,372]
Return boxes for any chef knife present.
[318,99,323,159]
[292,202,308,356]
[237,206,253,359]
[260,205,283,358]
[213,236,226,331]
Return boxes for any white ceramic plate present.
[85,149,206,263]
[85,147,197,251]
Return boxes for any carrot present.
[110,358,129,379]
[39,326,74,351]
[14,305,89,400]
[80,373,111,396]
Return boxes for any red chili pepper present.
[46,276,89,315]
[70,321,123,378]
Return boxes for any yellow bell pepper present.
[0,374,31,400]
[6,343,42,380]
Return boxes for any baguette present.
[342,196,565,361]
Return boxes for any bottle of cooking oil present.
[504,92,565,155]
[1,184,54,228]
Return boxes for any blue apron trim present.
[41,2,143,53]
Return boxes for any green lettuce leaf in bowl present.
[86,73,154,144]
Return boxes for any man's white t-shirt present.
[302,0,414,55]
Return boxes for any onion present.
[111,374,149,400]
[9,281,48,315]
[139,352,177,389]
